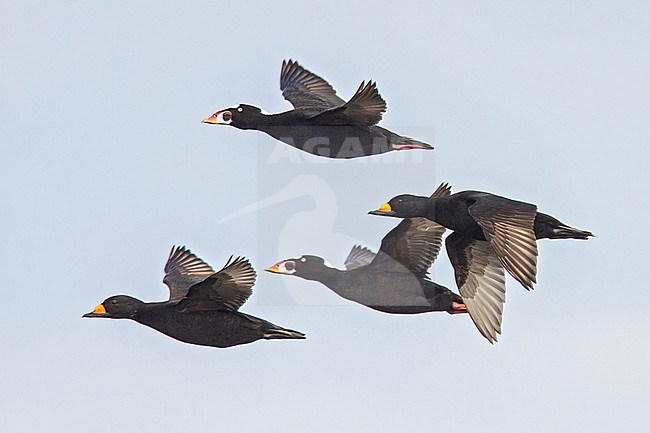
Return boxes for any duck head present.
[83,295,143,319]
[202,104,268,130]
[368,194,430,218]
[265,255,338,281]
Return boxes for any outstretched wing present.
[308,81,387,126]
[468,194,538,291]
[344,245,377,270]
[446,233,506,343]
[176,256,256,312]
[280,59,345,111]
[163,246,215,301]
[373,217,446,277]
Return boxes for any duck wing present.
[280,59,345,112]
[468,195,538,290]
[344,245,377,270]
[446,233,506,343]
[163,246,215,301]
[373,217,446,278]
[176,256,256,312]
[308,81,387,127]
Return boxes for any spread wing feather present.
[176,256,256,312]
[446,233,506,343]
[280,59,345,111]
[344,245,377,270]
[468,195,538,290]
[163,246,215,301]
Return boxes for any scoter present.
[202,59,432,159]
[83,246,305,348]
[370,184,593,342]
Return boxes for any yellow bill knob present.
[91,304,106,315]
[378,203,392,212]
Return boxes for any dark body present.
[375,190,593,241]
[419,191,590,241]
[121,300,298,348]
[287,258,462,314]
[246,111,426,159]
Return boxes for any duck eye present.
[237,107,243,112]
[284,261,295,271]
[111,300,117,305]
[222,111,232,122]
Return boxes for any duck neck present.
[301,265,345,285]
[407,196,434,218]
[233,111,275,130]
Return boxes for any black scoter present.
[83,246,305,348]
[370,184,593,342]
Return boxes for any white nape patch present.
[322,259,338,269]
[232,103,272,115]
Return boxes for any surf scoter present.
[83,246,305,348]
[266,184,467,315]
[202,59,432,159]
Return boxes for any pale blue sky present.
[1,1,649,432]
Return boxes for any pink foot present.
[450,302,467,314]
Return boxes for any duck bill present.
[368,203,396,217]
[201,113,219,124]
[82,304,108,318]
[264,263,281,273]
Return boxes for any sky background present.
[2,1,649,432]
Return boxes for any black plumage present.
[370,183,593,342]
[266,184,467,315]
[202,59,433,159]
[83,246,305,348]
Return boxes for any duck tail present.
[535,212,594,240]
[263,325,306,340]
[550,225,594,240]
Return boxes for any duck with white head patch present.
[202,60,433,159]
[266,184,467,316]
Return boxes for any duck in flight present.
[83,246,305,348]
[266,184,467,316]
[202,59,433,159]
[369,184,593,342]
